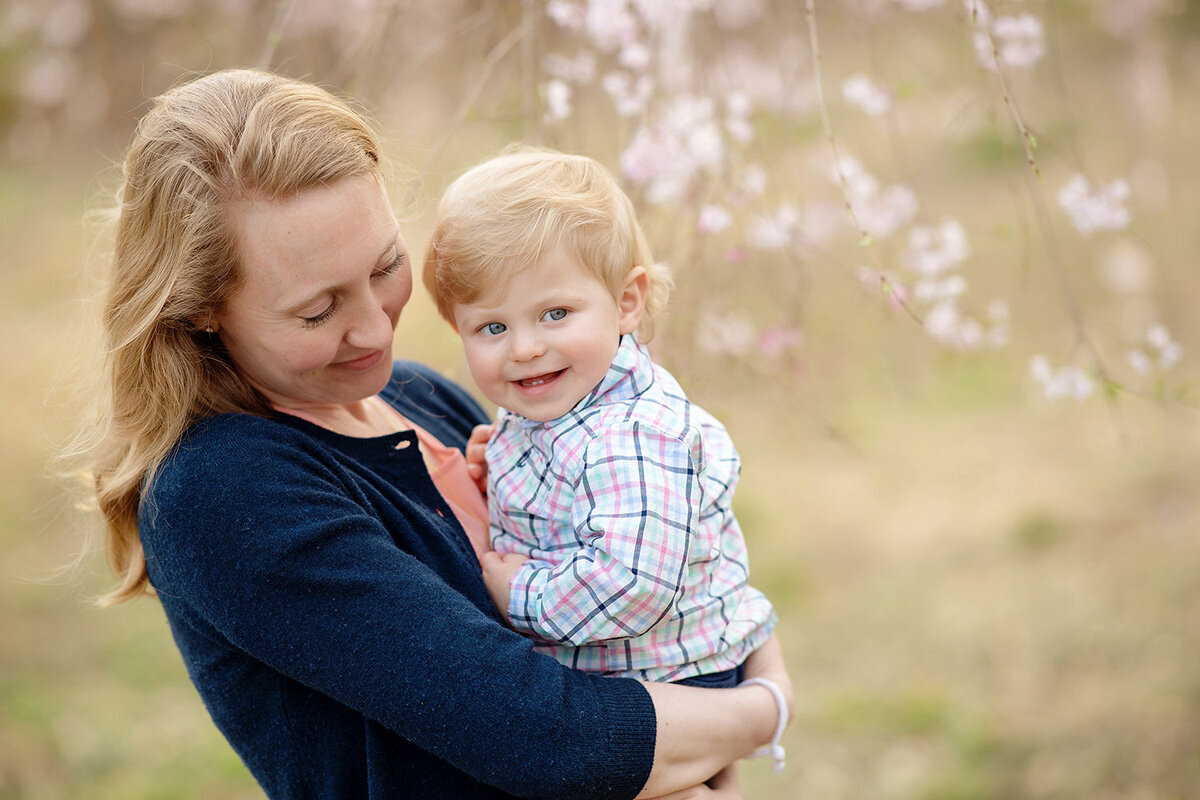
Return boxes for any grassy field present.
[2,155,1197,799]
[3,6,1200,799]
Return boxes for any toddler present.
[424,148,777,693]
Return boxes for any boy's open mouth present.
[515,369,565,388]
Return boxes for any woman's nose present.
[345,300,395,350]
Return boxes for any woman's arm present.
[638,634,792,798]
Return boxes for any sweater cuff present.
[586,675,657,800]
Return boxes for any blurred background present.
[2,1,1198,798]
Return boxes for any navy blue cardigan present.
[139,361,656,799]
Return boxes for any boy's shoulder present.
[588,358,727,443]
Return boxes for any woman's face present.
[215,173,413,409]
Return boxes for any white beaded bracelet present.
[738,677,788,773]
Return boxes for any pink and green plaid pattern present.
[487,336,776,682]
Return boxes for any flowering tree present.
[2,0,1191,409]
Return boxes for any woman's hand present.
[464,423,494,494]
[479,550,527,624]
[644,766,742,800]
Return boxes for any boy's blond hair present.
[424,148,672,341]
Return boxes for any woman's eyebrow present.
[278,236,400,315]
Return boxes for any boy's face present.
[452,248,644,422]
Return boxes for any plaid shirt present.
[487,335,776,681]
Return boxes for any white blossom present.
[602,71,653,116]
[1128,349,1153,375]
[1030,356,1096,401]
[842,73,892,116]
[1147,324,1182,369]
[1058,174,1131,235]
[584,0,639,52]
[905,219,969,276]
[747,208,795,251]
[974,13,1046,70]
[541,79,573,122]
[914,275,968,303]
[618,41,652,70]
[543,50,597,83]
[697,313,757,356]
[739,165,768,197]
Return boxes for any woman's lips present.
[335,350,384,371]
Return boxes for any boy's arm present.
[504,421,704,646]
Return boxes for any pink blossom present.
[758,326,804,357]
[547,0,587,30]
[697,204,732,234]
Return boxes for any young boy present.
[424,148,778,695]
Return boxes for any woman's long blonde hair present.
[80,69,382,604]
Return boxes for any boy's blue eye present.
[543,308,568,322]
[482,322,507,336]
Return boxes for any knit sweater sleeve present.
[140,414,655,800]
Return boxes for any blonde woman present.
[74,68,790,800]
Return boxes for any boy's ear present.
[617,266,650,336]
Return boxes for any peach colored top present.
[272,397,491,561]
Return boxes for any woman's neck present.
[272,396,404,438]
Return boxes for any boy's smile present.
[452,248,646,422]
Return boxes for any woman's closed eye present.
[302,300,337,328]
[373,251,406,279]
[541,308,568,322]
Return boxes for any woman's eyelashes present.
[301,252,407,327]
[302,301,337,328]
[374,251,406,279]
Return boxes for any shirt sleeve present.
[507,419,702,647]
[140,418,655,800]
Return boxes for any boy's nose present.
[510,330,548,362]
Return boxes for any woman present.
[80,68,790,799]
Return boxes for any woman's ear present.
[188,312,218,334]
[617,266,650,336]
